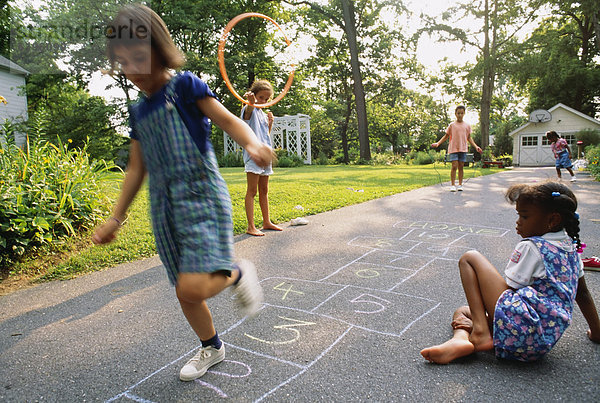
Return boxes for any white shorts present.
[245,160,273,176]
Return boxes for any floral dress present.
[493,236,579,361]
[129,73,234,285]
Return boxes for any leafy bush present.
[274,149,304,167]
[585,145,600,180]
[430,149,446,163]
[218,150,244,167]
[576,129,600,147]
[481,147,493,161]
[411,151,433,165]
[316,151,329,165]
[496,153,513,166]
[368,152,406,165]
[0,136,120,267]
[26,77,129,163]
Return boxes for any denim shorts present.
[555,151,572,169]
[448,152,467,162]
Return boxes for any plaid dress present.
[493,236,579,361]
[129,74,234,285]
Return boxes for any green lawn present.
[9,163,498,283]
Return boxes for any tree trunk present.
[592,9,600,52]
[340,96,351,163]
[341,0,370,160]
[479,0,495,151]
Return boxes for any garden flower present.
[0,95,7,104]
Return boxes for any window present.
[563,134,576,146]
[522,136,538,146]
[542,133,576,146]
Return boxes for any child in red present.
[546,131,576,182]
[432,105,482,192]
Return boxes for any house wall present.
[0,70,28,146]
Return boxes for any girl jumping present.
[421,181,600,364]
[93,4,273,381]
[546,130,577,182]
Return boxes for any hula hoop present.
[218,12,295,108]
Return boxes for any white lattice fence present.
[224,114,311,164]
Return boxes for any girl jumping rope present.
[546,130,577,182]
[92,4,273,381]
[420,181,600,364]
[241,80,282,236]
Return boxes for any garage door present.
[519,133,567,166]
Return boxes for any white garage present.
[0,55,29,147]
[510,103,600,167]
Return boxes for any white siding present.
[0,70,28,146]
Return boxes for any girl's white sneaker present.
[234,260,263,317]
[179,345,225,381]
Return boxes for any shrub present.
[274,149,304,167]
[368,152,406,165]
[430,149,446,163]
[0,136,120,267]
[585,145,600,180]
[316,151,329,165]
[576,129,600,147]
[496,153,513,166]
[482,147,493,161]
[218,151,244,167]
[413,151,434,165]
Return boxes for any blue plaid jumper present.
[129,75,234,285]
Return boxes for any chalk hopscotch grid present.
[107,222,509,402]
[106,265,438,402]
[393,220,512,237]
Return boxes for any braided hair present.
[505,181,581,250]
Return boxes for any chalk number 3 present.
[245,316,316,345]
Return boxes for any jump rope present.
[432,155,480,188]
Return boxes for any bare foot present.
[246,228,265,236]
[469,328,494,351]
[262,223,283,231]
[587,329,600,343]
[420,338,475,364]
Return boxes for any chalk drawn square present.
[394,220,510,238]
[223,305,350,367]
[348,235,471,260]
[261,277,346,311]
[119,345,301,402]
[348,236,416,253]
[400,229,470,245]
[357,250,434,271]
[406,242,470,260]
[323,262,416,291]
[313,287,438,337]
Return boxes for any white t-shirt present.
[504,230,584,289]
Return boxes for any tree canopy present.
[3,0,599,163]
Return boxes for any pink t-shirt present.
[550,138,568,158]
[445,121,472,153]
